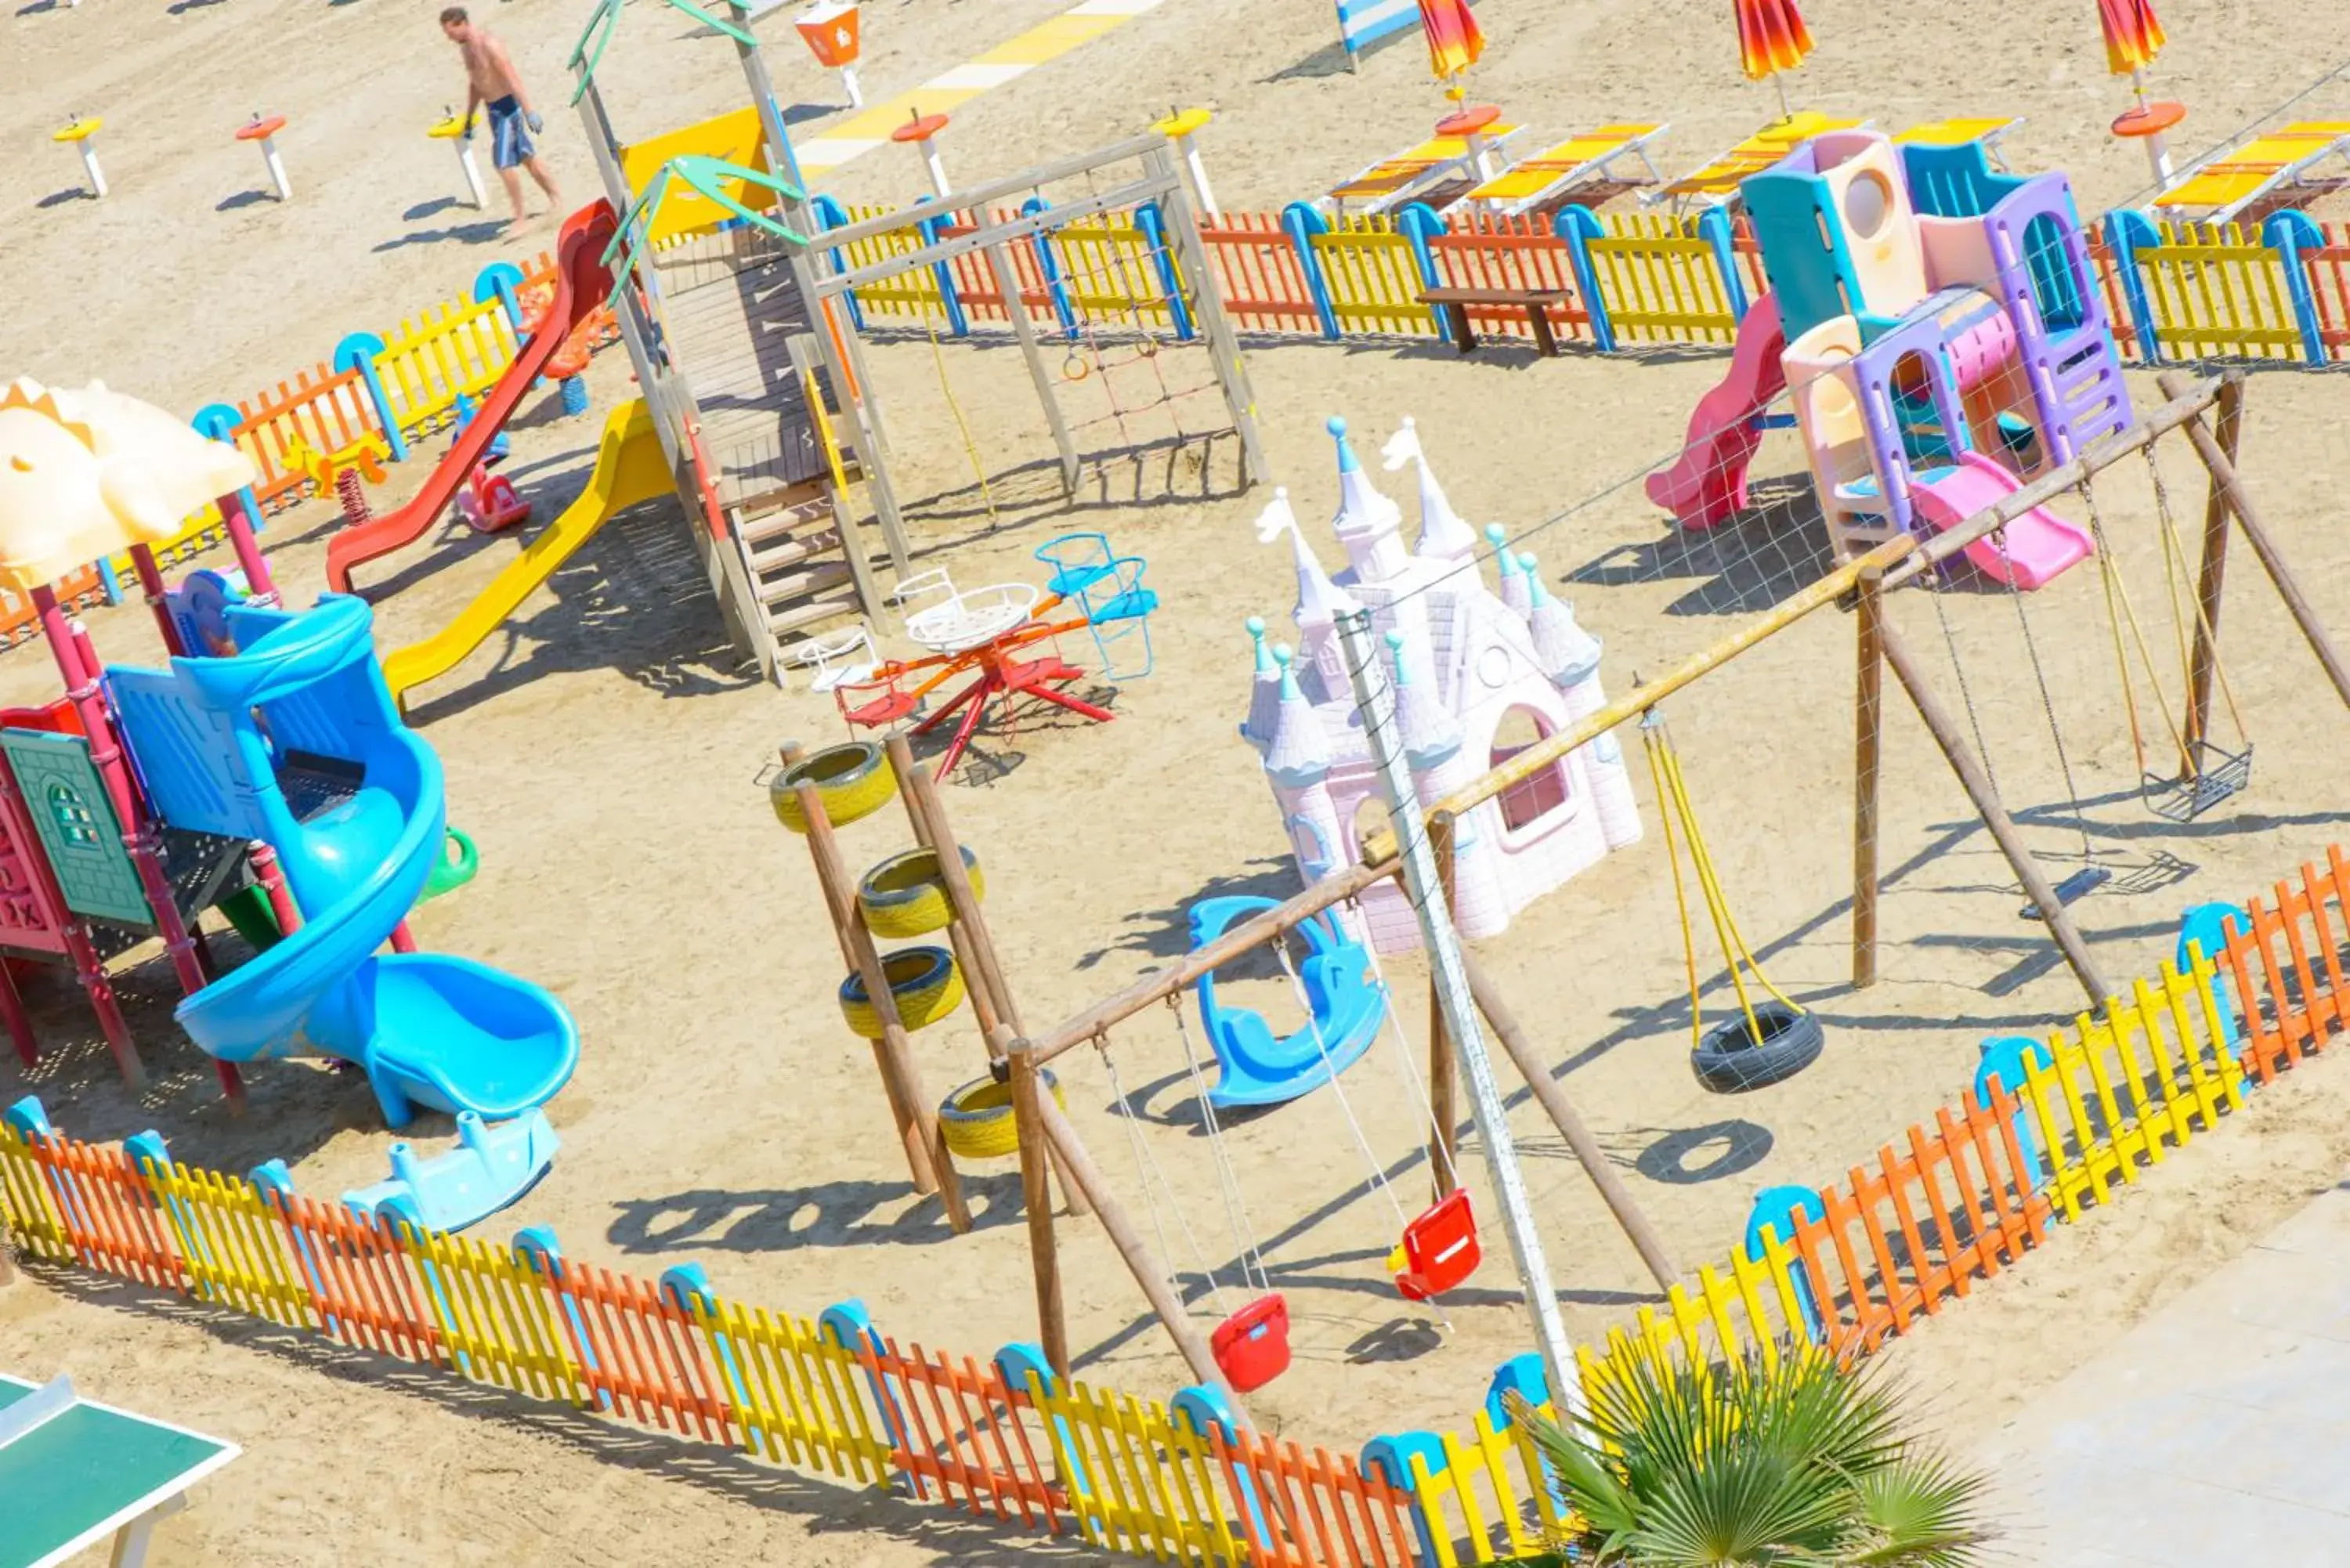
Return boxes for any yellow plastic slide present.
[381,399,673,707]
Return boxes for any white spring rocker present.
[237,113,292,202]
[1152,107,1219,220]
[429,108,489,209]
[53,117,105,200]
[797,1,864,109]
[892,108,953,199]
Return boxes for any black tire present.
[1690,1003,1823,1094]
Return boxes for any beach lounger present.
[2155,121,2350,223]
[1325,121,1525,217]
[1462,122,1670,216]
[1650,110,1866,210]
[1897,116,2023,171]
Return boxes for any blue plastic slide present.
[1189,894,1384,1109]
[106,595,576,1128]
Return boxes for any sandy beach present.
[8,0,2350,1561]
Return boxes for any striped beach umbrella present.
[2097,0,2167,76]
[1734,0,1814,116]
[1418,0,1484,83]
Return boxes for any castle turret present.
[1327,417,1412,585]
[1488,525,1531,618]
[1388,628,1460,775]
[1387,632,1509,938]
[1386,415,1480,564]
[1239,615,1282,749]
[1264,644,1347,886]
[1521,553,1643,853]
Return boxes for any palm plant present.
[1504,1340,1991,1567]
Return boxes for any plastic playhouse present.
[1241,416,1642,954]
[1650,131,2130,588]
[0,375,575,1131]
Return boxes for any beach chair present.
[1650,110,1866,210]
[1897,116,2023,172]
[2154,121,2350,223]
[1462,121,1671,216]
[1324,118,1525,217]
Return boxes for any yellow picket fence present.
[140,1159,315,1328]
[376,294,525,436]
[1036,1381,1247,1563]
[2128,222,2305,361]
[686,1295,895,1482]
[399,1223,588,1403]
[1582,212,1743,345]
[1310,217,1438,338]
[1053,215,1180,328]
[822,201,953,323]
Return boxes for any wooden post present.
[884,735,1006,1063]
[1031,1086,1242,1414]
[1460,948,1680,1292]
[1852,569,1885,990]
[894,739,1086,1216]
[1425,812,1459,1201]
[786,755,971,1230]
[1877,621,2113,1005]
[1003,1033,1069,1379]
[2158,370,2350,715]
[2182,373,2243,759]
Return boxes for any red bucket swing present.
[1209,1292,1291,1392]
[1389,1188,1481,1302]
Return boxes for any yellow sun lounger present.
[1650,110,1866,208]
[1896,116,2023,170]
[2155,121,2350,222]
[1462,122,1671,215]
[1325,123,1525,217]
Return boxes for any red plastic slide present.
[1644,293,1786,530]
[325,202,619,594]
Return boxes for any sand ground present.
[7,0,2350,1562]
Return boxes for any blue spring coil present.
[559,375,590,417]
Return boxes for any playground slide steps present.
[725,474,882,657]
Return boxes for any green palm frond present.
[1503,1339,1995,1568]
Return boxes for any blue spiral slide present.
[107,596,575,1128]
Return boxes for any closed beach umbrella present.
[2097,0,2167,76]
[1418,0,1485,83]
[1734,0,1815,116]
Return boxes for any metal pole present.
[1426,813,1459,1202]
[1335,609,1585,1423]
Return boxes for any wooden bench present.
[1418,287,1572,357]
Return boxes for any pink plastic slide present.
[1908,451,2094,590]
[1645,294,1786,530]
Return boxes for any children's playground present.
[15,0,2350,1562]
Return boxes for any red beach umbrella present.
[1418,0,1485,84]
[2097,0,2167,77]
[1734,0,1815,117]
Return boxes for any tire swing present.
[837,946,965,1037]
[771,742,895,833]
[1641,706,1824,1094]
[938,1067,1065,1159]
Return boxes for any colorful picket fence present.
[9,851,2350,1563]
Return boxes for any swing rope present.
[1642,708,1799,1050]
[1094,1027,1232,1315]
[1164,993,1272,1295]
[916,272,999,526]
[2144,451,2252,754]
[1271,936,1415,1234]
[1995,529,2099,865]
[1347,898,1463,1194]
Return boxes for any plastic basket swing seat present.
[1390,1189,1480,1302]
[1189,894,1385,1109]
[1209,1292,1292,1393]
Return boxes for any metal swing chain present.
[1164,992,1273,1295]
[2081,474,2193,768]
[1271,936,1413,1234]
[1995,528,2098,865]
[1093,1028,1231,1315]
[2143,448,2251,750]
[1344,896,1464,1193]
[1923,568,2005,804]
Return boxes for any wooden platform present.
[653,226,826,514]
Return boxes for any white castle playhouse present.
[1239,417,1643,955]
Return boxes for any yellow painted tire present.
[859,845,986,940]
[938,1070,1065,1159]
[771,742,894,834]
[839,946,964,1038]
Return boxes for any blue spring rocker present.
[1189,895,1384,1110]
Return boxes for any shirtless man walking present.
[441,6,562,239]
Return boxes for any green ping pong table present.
[0,1373,239,1568]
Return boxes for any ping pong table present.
[0,1374,239,1568]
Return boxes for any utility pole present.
[1336,609,1586,1423]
